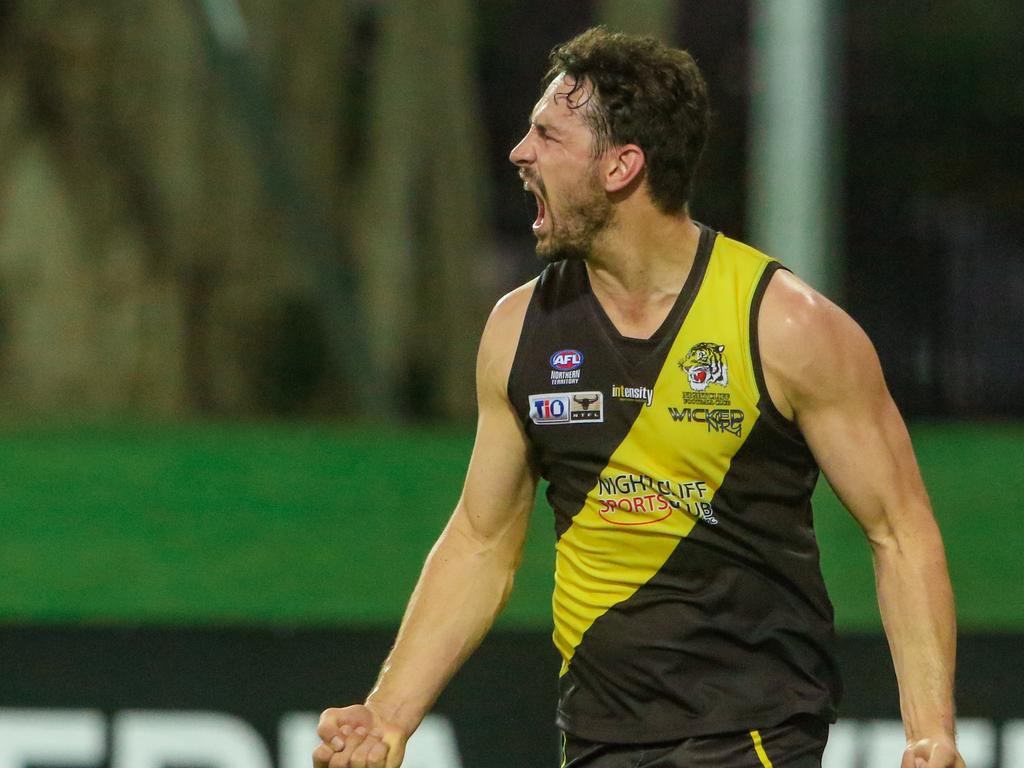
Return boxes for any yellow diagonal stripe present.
[750,729,774,768]
[552,239,772,674]
[552,290,765,671]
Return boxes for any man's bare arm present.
[759,270,964,768]
[314,282,538,768]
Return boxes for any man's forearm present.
[364,515,522,735]
[872,516,957,741]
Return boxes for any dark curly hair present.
[544,27,710,214]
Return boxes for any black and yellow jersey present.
[507,224,841,743]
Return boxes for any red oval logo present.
[598,496,673,526]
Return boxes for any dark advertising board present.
[0,627,1018,767]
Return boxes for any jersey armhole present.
[504,279,544,419]
[748,261,804,440]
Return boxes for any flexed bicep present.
[757,269,931,539]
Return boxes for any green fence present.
[2,421,1021,630]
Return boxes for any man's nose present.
[509,132,534,167]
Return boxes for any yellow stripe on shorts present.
[750,729,774,768]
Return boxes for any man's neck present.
[584,207,702,339]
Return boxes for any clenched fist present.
[902,737,965,768]
[312,704,408,768]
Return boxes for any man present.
[314,27,963,768]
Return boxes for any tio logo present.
[536,398,565,420]
[529,394,570,424]
[0,709,462,768]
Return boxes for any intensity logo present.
[611,384,654,407]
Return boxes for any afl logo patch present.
[549,349,583,371]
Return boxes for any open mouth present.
[521,176,548,235]
[532,192,546,232]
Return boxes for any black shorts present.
[561,714,829,768]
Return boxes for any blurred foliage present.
[0,0,1020,419]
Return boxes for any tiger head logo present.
[679,342,728,392]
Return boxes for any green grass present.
[0,420,1020,630]
[0,420,550,626]
[813,421,1024,631]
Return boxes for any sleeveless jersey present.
[507,225,842,743]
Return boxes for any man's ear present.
[602,144,646,193]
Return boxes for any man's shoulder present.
[761,268,823,331]
[476,278,539,396]
[759,269,878,413]
[488,278,538,334]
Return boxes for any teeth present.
[523,181,530,191]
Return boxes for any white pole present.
[748,0,842,296]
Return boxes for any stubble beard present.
[535,167,613,264]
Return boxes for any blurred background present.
[0,1,1021,766]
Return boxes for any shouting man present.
[314,27,963,768]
